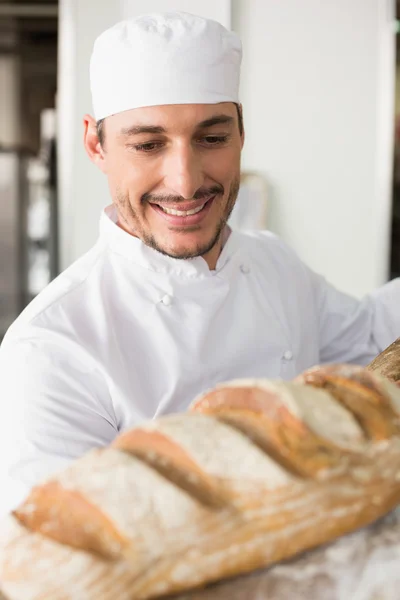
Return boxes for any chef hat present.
[90,11,242,121]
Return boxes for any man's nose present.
[163,145,204,200]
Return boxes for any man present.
[0,11,399,516]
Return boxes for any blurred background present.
[0,0,399,342]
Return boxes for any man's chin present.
[154,244,211,261]
[150,232,222,261]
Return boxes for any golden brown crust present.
[13,480,129,559]
[191,385,350,478]
[367,337,400,383]
[3,441,400,600]
[3,343,400,599]
[296,365,400,441]
[113,428,230,508]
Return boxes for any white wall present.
[57,0,117,271]
[58,0,396,298]
[233,0,396,297]
[57,0,231,270]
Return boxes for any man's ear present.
[83,114,107,173]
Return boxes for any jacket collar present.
[99,205,239,278]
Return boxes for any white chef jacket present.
[0,205,399,516]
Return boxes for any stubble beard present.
[115,177,240,261]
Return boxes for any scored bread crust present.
[367,337,400,384]
[1,344,400,600]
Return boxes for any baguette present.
[1,343,400,599]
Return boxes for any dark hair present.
[96,103,244,148]
[235,103,244,136]
[96,118,106,147]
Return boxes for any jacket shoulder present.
[3,242,105,342]
[236,229,304,267]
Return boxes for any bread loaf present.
[175,508,400,600]
[367,337,400,384]
[1,343,400,600]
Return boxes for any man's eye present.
[132,142,163,152]
[201,135,229,146]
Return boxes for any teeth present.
[160,203,205,216]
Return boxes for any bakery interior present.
[0,0,399,341]
[1,2,400,598]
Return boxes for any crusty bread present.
[174,508,400,600]
[1,342,400,600]
[367,337,400,384]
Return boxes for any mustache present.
[141,184,224,205]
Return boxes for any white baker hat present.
[90,11,242,121]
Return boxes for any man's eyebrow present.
[196,114,235,129]
[120,114,235,137]
[120,125,166,136]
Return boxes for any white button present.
[240,265,251,274]
[283,350,293,361]
[161,294,172,306]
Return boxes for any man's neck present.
[203,227,231,270]
[115,215,230,271]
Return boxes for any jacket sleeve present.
[312,271,400,366]
[0,330,118,518]
[264,232,400,368]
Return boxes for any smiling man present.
[0,11,399,515]
[87,104,243,267]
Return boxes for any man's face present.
[91,102,244,265]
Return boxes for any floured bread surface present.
[3,360,400,600]
[373,374,400,416]
[144,413,293,488]
[280,382,366,451]
[205,379,366,451]
[55,448,229,559]
[0,515,140,600]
